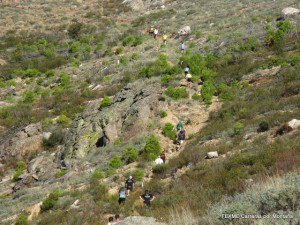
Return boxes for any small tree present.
[162,123,176,140]
[109,156,122,169]
[122,147,138,164]
[143,135,162,161]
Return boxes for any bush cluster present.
[143,135,162,161]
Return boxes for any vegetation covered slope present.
[0,0,300,224]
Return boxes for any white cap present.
[129,176,132,179]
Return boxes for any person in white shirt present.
[155,156,164,165]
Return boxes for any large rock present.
[0,123,44,163]
[281,7,300,18]
[287,119,300,130]
[60,79,162,159]
[115,216,167,225]
[178,26,191,35]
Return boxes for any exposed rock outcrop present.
[281,7,300,19]
[0,123,44,163]
[60,79,162,159]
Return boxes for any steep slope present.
[0,0,300,225]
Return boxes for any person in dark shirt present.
[140,190,155,206]
[125,176,135,196]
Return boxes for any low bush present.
[55,170,66,178]
[15,212,29,225]
[100,96,112,108]
[165,87,188,100]
[56,114,71,127]
[159,111,167,118]
[109,156,122,169]
[122,147,138,164]
[143,135,162,161]
[92,169,104,179]
[13,161,27,181]
[133,168,145,181]
[162,123,176,140]
[41,190,62,212]
[152,164,167,174]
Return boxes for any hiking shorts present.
[119,197,126,204]
[126,186,133,191]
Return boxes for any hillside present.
[0,0,300,224]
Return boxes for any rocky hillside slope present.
[0,0,300,224]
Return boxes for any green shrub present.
[100,96,112,108]
[122,147,138,164]
[113,139,122,145]
[109,156,122,169]
[68,22,82,39]
[15,212,29,225]
[162,123,176,140]
[233,122,244,135]
[192,93,201,101]
[13,68,41,78]
[13,161,27,181]
[59,72,70,86]
[161,74,173,86]
[152,164,167,174]
[258,121,269,133]
[41,190,61,212]
[115,47,123,54]
[69,41,81,54]
[95,42,103,51]
[55,170,66,178]
[56,114,71,126]
[22,91,35,103]
[120,56,128,65]
[92,169,104,179]
[165,87,188,100]
[71,58,81,67]
[201,80,215,105]
[133,168,144,181]
[143,135,162,161]
[159,111,167,118]
[131,53,138,60]
[122,35,134,46]
[195,32,202,39]
[133,36,143,46]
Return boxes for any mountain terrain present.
[0,0,300,224]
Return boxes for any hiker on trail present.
[118,187,126,205]
[149,26,154,35]
[154,28,158,39]
[125,176,135,196]
[184,65,190,77]
[160,152,166,163]
[186,73,192,82]
[107,216,114,225]
[140,190,155,207]
[114,214,122,222]
[180,41,185,54]
[155,155,164,165]
[163,34,167,45]
[176,121,183,131]
[177,129,186,145]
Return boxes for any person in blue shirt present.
[184,65,189,77]
[180,41,185,54]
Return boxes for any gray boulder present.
[281,7,300,19]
